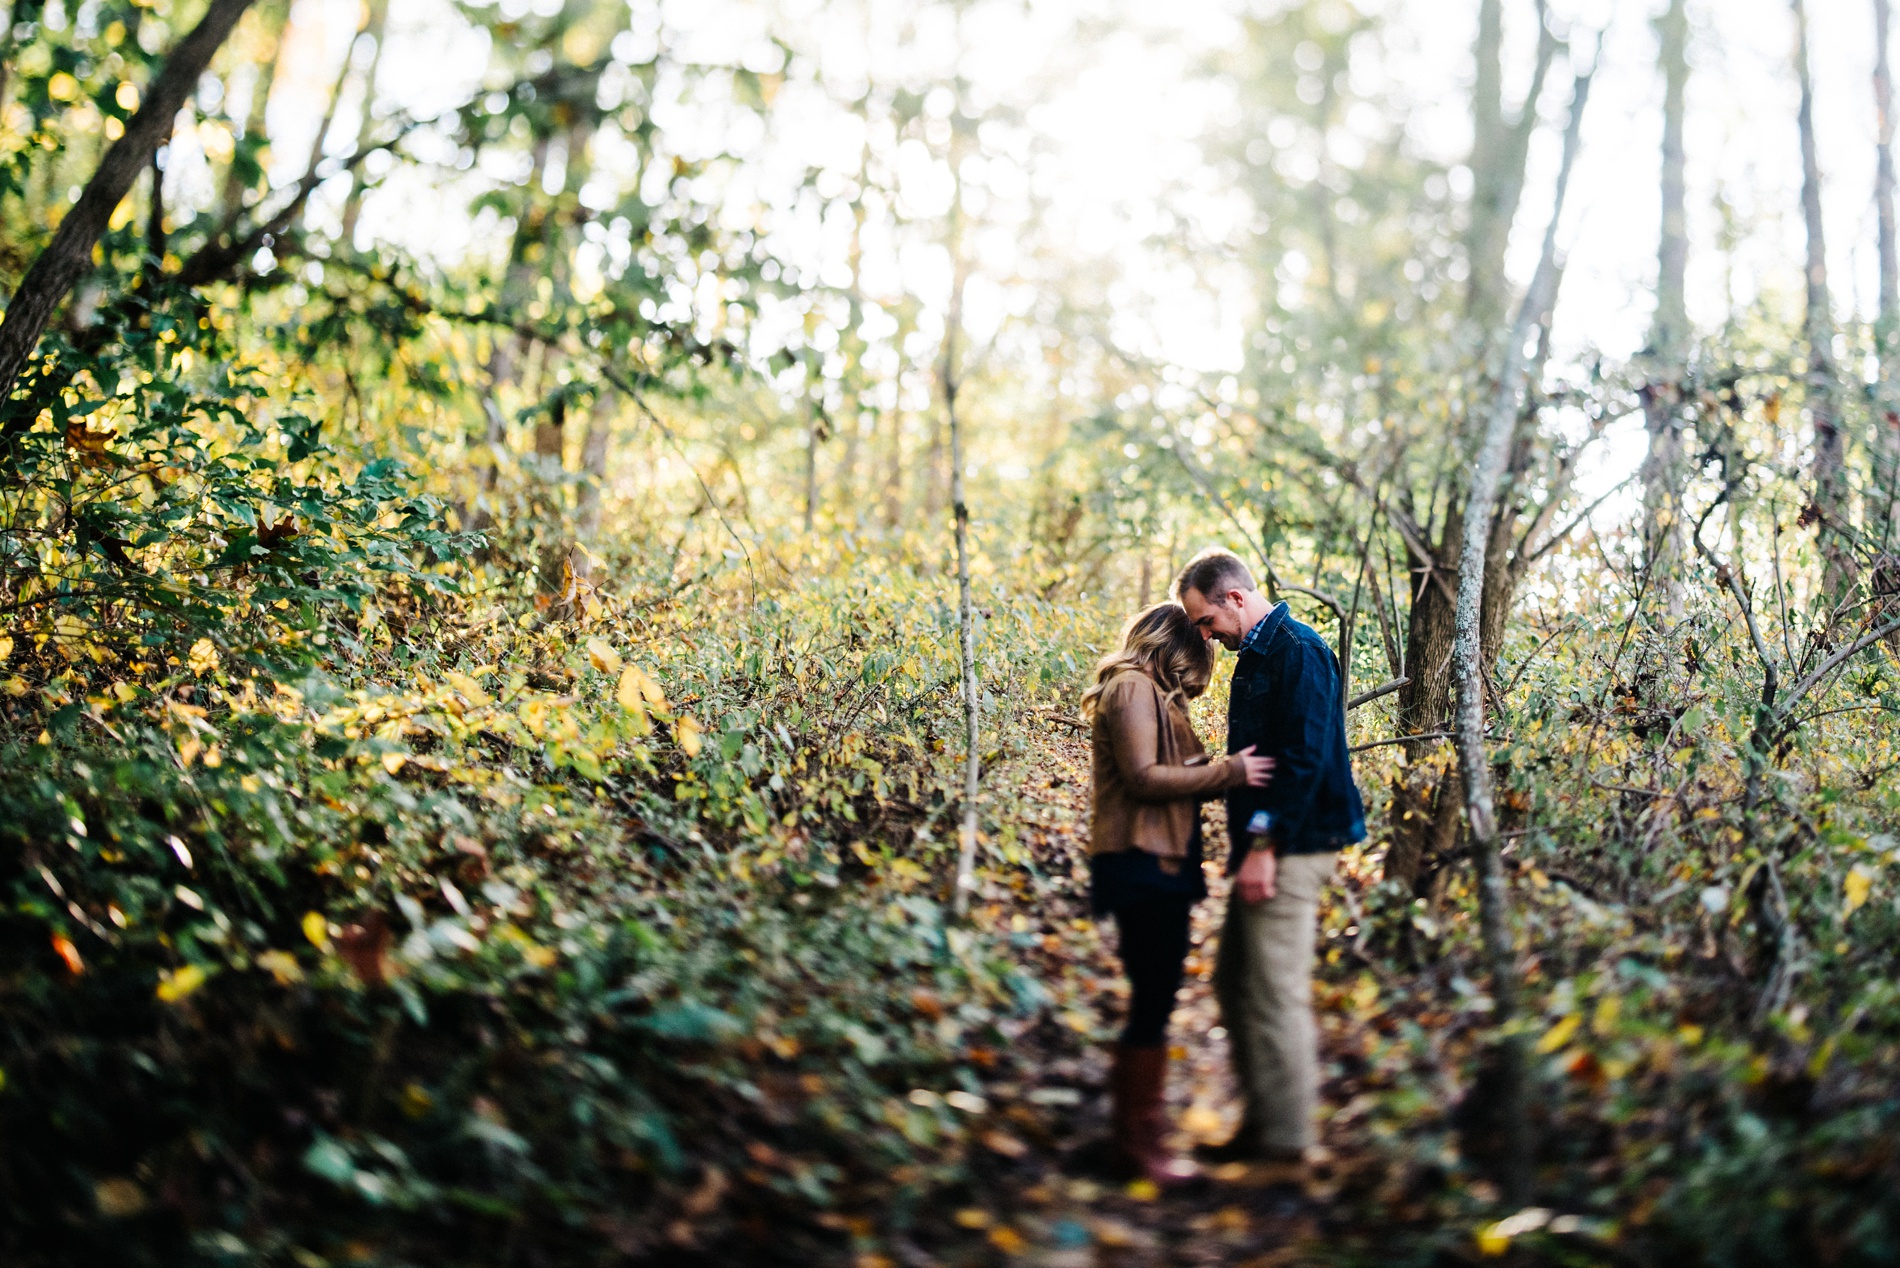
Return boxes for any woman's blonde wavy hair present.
[1080,602,1214,721]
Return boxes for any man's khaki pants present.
[1213,851,1336,1153]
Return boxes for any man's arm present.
[1236,848,1277,902]
[1236,643,1336,849]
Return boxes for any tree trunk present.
[1388,0,1560,886]
[470,135,553,534]
[1793,0,1850,594]
[1465,0,1558,329]
[1875,0,1900,554]
[882,404,904,528]
[1642,0,1691,617]
[1452,58,1592,1208]
[534,394,568,598]
[571,392,613,582]
[803,408,824,533]
[217,0,286,225]
[338,0,392,247]
[943,158,981,916]
[0,0,258,417]
[1385,497,1461,887]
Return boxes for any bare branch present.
[1348,677,1409,710]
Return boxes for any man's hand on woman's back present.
[1234,744,1274,788]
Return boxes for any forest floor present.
[878,729,1428,1268]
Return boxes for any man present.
[1175,548,1364,1165]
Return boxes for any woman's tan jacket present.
[1088,669,1244,863]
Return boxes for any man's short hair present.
[1173,548,1257,601]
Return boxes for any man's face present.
[1180,587,1249,651]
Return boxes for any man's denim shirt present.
[1224,602,1367,870]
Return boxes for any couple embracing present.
[1082,548,1365,1186]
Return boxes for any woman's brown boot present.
[1110,1044,1199,1187]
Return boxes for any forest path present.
[909,729,1381,1268]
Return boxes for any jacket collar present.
[1239,601,1290,655]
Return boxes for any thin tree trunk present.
[1453,57,1591,1208]
[471,135,552,531]
[0,0,257,415]
[147,146,169,264]
[338,0,391,247]
[218,0,286,224]
[803,408,823,533]
[571,391,612,582]
[1465,0,1558,328]
[1389,0,1558,886]
[1793,0,1850,594]
[1875,0,1900,553]
[534,394,568,598]
[837,397,862,516]
[882,404,904,528]
[944,187,981,917]
[1642,0,1690,617]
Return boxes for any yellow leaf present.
[987,1226,1025,1254]
[953,1208,991,1229]
[617,663,667,709]
[1592,994,1620,1036]
[382,751,408,775]
[187,637,219,677]
[446,671,491,707]
[0,635,12,662]
[615,666,651,730]
[302,911,332,952]
[585,637,622,675]
[1125,1178,1159,1201]
[1536,1014,1580,1055]
[94,1177,146,1217]
[676,714,702,758]
[1844,865,1874,918]
[156,964,207,1002]
[1477,1223,1512,1256]
[256,950,303,985]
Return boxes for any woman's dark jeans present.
[1111,895,1193,1047]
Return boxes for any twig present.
[1350,730,1452,753]
[1347,676,1409,710]
[1524,471,1636,563]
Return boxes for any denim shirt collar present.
[1239,601,1290,655]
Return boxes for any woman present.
[1083,602,1272,1186]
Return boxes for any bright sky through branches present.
[249,0,1886,514]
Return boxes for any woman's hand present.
[1234,744,1274,787]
